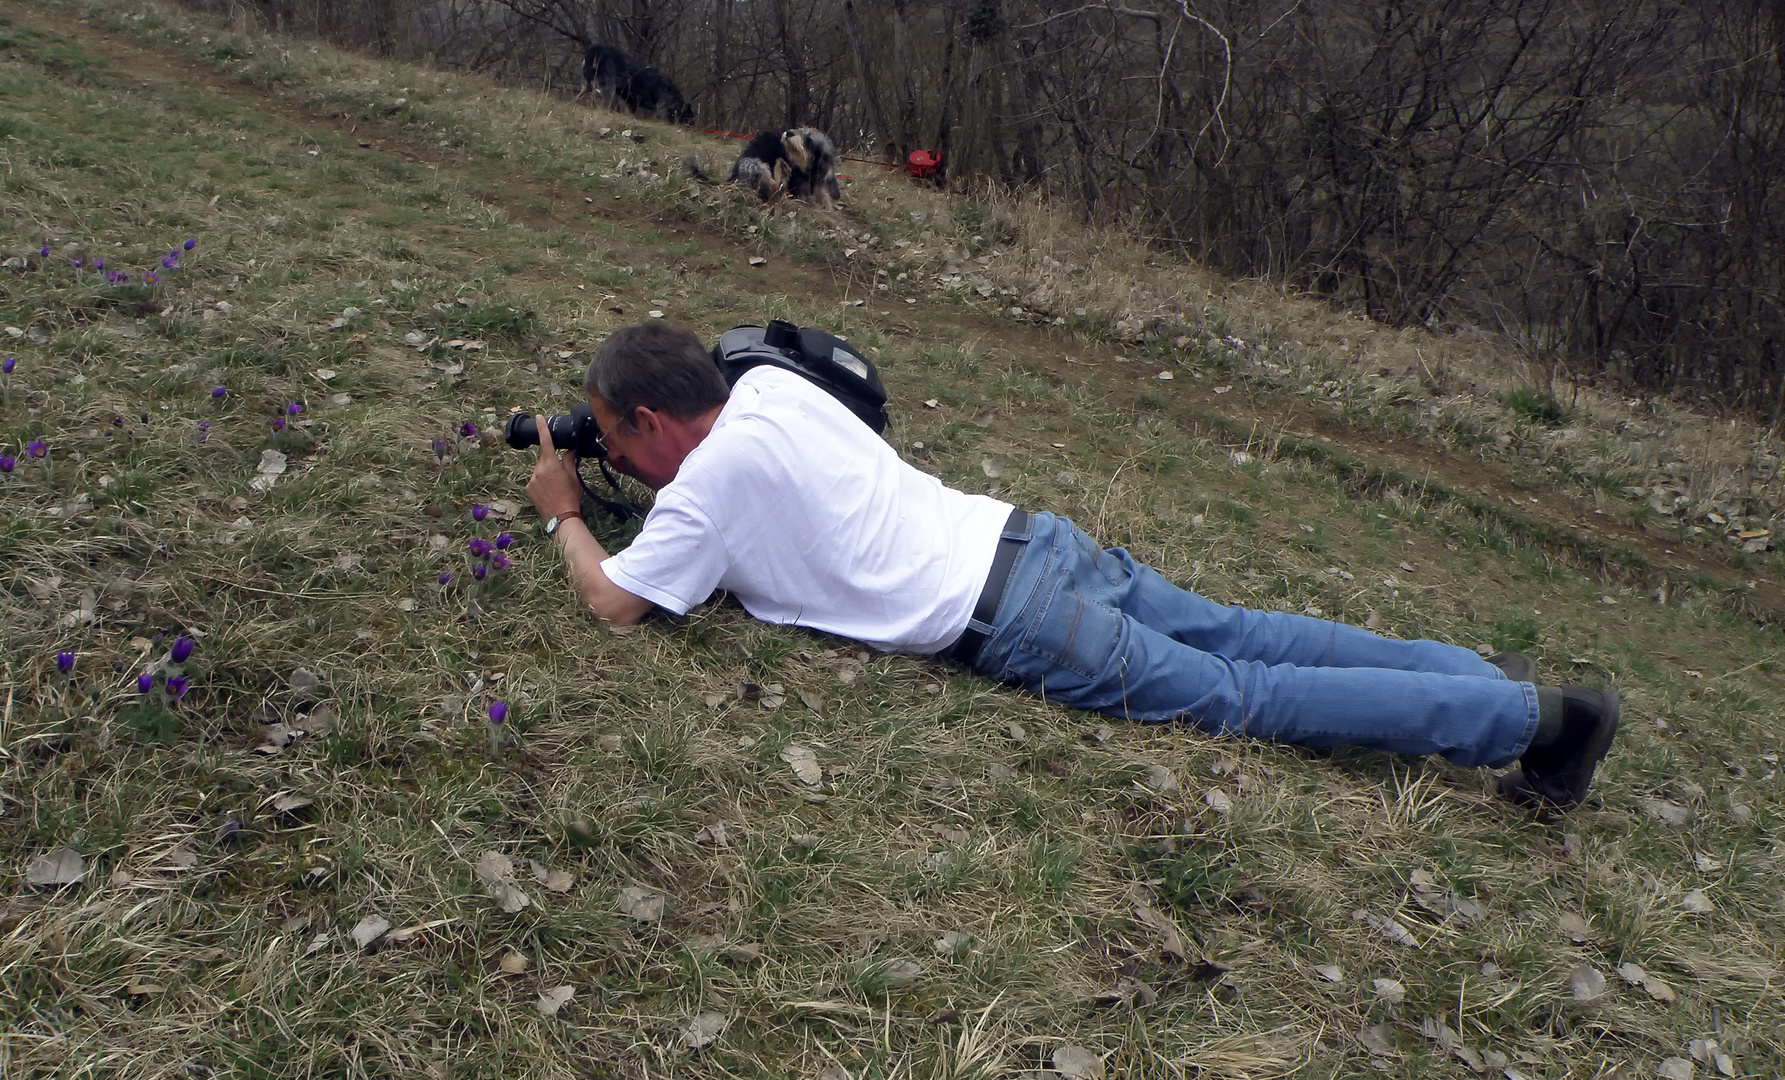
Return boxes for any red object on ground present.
[906,149,940,178]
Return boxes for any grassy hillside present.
[1,2,1781,1078]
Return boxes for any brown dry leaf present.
[1358,1025,1399,1058]
[1569,965,1607,1001]
[1354,910,1421,948]
[536,984,575,1017]
[1140,763,1178,794]
[489,882,532,914]
[1372,978,1406,1003]
[350,914,391,951]
[933,931,972,955]
[681,1011,729,1051]
[529,859,574,893]
[1680,889,1714,913]
[1315,964,1345,983]
[385,917,456,944]
[123,979,165,996]
[265,791,314,814]
[25,847,85,888]
[1556,911,1599,944]
[703,692,726,709]
[473,851,515,884]
[163,848,199,871]
[1210,754,1239,776]
[1616,962,1677,1003]
[617,886,665,922]
[1408,869,1484,923]
[1051,1044,1104,1079]
[874,958,924,989]
[1418,1017,1462,1052]
[1657,1059,1694,1080]
[780,745,823,787]
[1131,902,1189,961]
[1086,724,1115,743]
[1204,788,1233,815]
[797,688,828,716]
[1641,798,1692,826]
[304,932,330,956]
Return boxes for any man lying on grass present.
[524,321,1618,815]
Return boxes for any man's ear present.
[630,405,663,437]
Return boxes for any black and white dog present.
[689,128,841,209]
[577,44,693,125]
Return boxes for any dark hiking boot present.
[1485,652,1536,683]
[1497,687,1619,815]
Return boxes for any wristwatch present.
[544,511,582,535]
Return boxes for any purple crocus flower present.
[166,675,190,698]
[197,421,210,444]
[470,504,489,522]
[286,401,303,416]
[2,357,14,374]
[271,418,285,433]
[39,245,49,257]
[162,254,178,269]
[212,386,226,400]
[468,537,491,558]
[431,438,447,459]
[26,440,46,458]
[70,258,83,267]
[55,651,74,674]
[136,671,155,693]
[437,571,452,586]
[0,456,13,474]
[471,564,487,581]
[488,700,507,724]
[93,258,103,271]
[459,421,477,439]
[184,239,197,251]
[491,552,510,571]
[170,636,194,664]
[495,532,513,550]
[143,272,158,285]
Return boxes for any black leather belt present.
[945,508,1031,664]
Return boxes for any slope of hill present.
[1,2,1780,1077]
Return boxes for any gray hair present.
[584,321,729,430]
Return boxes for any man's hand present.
[526,414,583,521]
[524,413,653,626]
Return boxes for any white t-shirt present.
[601,366,1013,653]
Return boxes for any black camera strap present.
[582,460,639,522]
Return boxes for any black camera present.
[503,404,605,460]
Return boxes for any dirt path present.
[16,1,1785,623]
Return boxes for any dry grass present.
[0,1,1782,1078]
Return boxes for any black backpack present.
[711,320,889,434]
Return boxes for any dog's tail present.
[684,155,711,182]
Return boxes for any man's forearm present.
[552,516,653,624]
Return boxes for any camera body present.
[503,403,605,459]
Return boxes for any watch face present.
[546,516,560,534]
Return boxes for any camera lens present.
[503,412,540,449]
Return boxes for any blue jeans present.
[963,512,1537,768]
